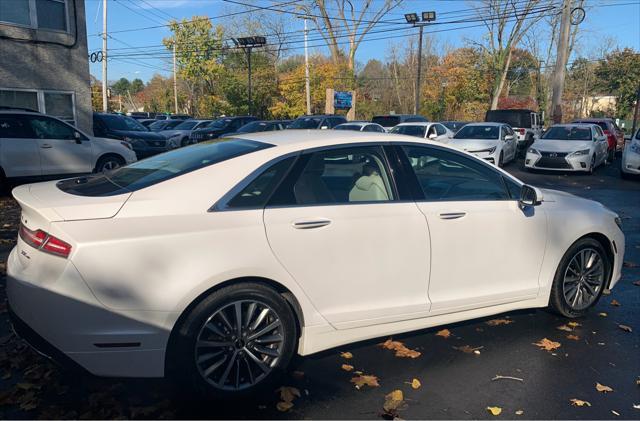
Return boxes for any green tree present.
[595,48,640,118]
[130,78,145,94]
[111,78,131,96]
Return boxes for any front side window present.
[401,145,510,201]
[225,157,296,209]
[0,115,32,138]
[271,146,395,206]
[28,116,75,139]
[435,124,446,136]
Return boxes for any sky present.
[85,0,640,82]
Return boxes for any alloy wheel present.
[101,160,121,172]
[562,248,605,311]
[194,300,285,391]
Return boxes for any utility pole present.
[551,0,572,124]
[414,25,424,115]
[303,17,311,115]
[172,42,178,114]
[101,0,108,112]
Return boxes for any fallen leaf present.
[350,374,380,389]
[277,386,301,403]
[515,410,524,415]
[612,410,620,416]
[618,324,633,333]
[487,406,502,416]
[453,345,483,354]
[533,338,561,351]
[567,321,581,328]
[435,329,451,338]
[276,401,294,412]
[570,398,592,407]
[602,289,611,295]
[341,364,354,372]
[596,382,614,393]
[379,339,421,358]
[410,378,421,389]
[623,261,639,268]
[611,299,621,306]
[340,352,353,359]
[383,389,405,414]
[557,324,573,332]
[598,312,608,317]
[566,334,580,341]
[485,318,513,326]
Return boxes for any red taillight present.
[19,223,72,258]
[603,129,611,135]
[518,128,525,135]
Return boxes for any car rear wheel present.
[607,148,615,163]
[549,238,609,318]
[168,282,297,399]
[95,155,125,173]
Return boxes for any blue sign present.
[334,91,353,109]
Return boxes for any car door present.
[263,145,432,329]
[502,125,517,160]
[433,124,451,142]
[397,144,547,314]
[593,126,608,164]
[26,115,93,175]
[0,114,42,178]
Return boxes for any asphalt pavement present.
[0,159,638,419]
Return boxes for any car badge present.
[549,153,558,157]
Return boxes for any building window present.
[0,89,76,126]
[0,0,67,32]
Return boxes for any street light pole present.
[405,11,436,116]
[172,42,178,114]
[101,0,108,112]
[233,36,266,116]
[247,48,252,115]
[303,17,311,115]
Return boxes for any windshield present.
[389,125,426,137]
[209,118,232,129]
[334,124,361,131]
[578,121,608,131]
[372,116,401,127]
[454,125,500,140]
[442,121,468,132]
[289,117,322,129]
[57,138,273,196]
[238,121,269,133]
[485,110,531,128]
[542,126,592,141]
[100,114,148,132]
[174,120,198,130]
[149,121,168,130]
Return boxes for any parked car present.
[155,114,191,121]
[225,120,290,137]
[93,113,170,159]
[190,116,258,142]
[148,119,183,132]
[128,112,157,120]
[572,118,624,162]
[7,130,624,398]
[621,128,640,179]
[447,122,517,167]
[333,122,386,132]
[287,115,347,130]
[388,122,453,143]
[371,114,428,130]
[485,109,543,157]
[138,119,157,128]
[0,109,136,189]
[440,121,470,133]
[161,120,213,148]
[525,124,608,174]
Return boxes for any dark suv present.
[93,113,170,159]
[190,116,258,142]
[287,115,347,129]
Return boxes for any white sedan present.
[389,122,453,143]
[621,129,640,179]
[7,131,624,397]
[526,124,609,173]
[447,122,517,167]
[333,122,386,132]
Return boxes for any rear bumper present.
[6,246,170,378]
[621,151,640,174]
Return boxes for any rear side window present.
[224,157,296,209]
[0,115,32,138]
[58,138,273,196]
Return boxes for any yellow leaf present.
[411,378,421,389]
[566,334,580,341]
[340,351,353,359]
[383,389,405,413]
[612,410,620,416]
[557,324,573,332]
[350,374,380,389]
[596,382,614,393]
[570,398,592,407]
[485,318,513,326]
[379,339,421,358]
[533,338,561,351]
[436,329,451,338]
[276,386,301,403]
[276,401,294,412]
[611,299,621,306]
[567,321,581,328]
[487,406,502,416]
[341,364,354,372]
[515,410,524,415]
[598,312,608,317]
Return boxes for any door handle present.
[40,144,52,149]
[292,219,332,229]
[439,212,466,220]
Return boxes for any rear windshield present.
[372,116,401,127]
[578,121,608,131]
[485,110,531,128]
[389,125,426,137]
[454,125,500,140]
[334,124,361,131]
[542,126,592,140]
[58,138,273,196]
[289,117,322,129]
[99,114,148,132]
[174,120,198,130]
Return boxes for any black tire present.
[607,148,615,163]
[95,155,125,173]
[588,155,595,175]
[549,237,610,318]
[498,151,504,167]
[167,282,297,399]
[180,137,190,147]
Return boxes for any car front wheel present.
[95,155,125,173]
[549,238,610,318]
[168,282,297,398]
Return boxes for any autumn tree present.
[594,48,640,118]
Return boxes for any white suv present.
[0,109,137,189]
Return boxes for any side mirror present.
[428,133,437,139]
[74,131,82,144]
[504,135,514,141]
[519,184,543,207]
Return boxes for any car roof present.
[573,118,611,122]
[393,122,433,127]
[336,121,372,126]
[550,123,596,127]
[462,122,505,127]
[0,109,41,115]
